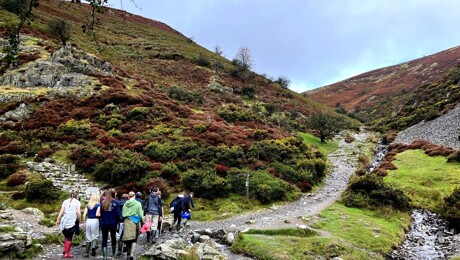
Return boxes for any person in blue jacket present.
[100,188,121,259]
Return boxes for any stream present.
[368,140,460,259]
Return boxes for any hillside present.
[0,0,355,209]
[305,46,460,131]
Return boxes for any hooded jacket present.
[122,198,144,223]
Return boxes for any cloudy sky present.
[119,0,460,92]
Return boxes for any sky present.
[117,0,460,93]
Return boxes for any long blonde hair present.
[87,193,100,210]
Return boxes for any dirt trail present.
[192,131,370,231]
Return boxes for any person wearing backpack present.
[181,192,194,227]
[82,193,101,258]
[169,192,184,232]
[144,187,162,243]
[122,191,144,260]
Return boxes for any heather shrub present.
[25,177,60,202]
[181,168,229,199]
[216,104,255,123]
[143,177,171,198]
[167,86,202,103]
[58,119,91,138]
[342,174,411,211]
[144,141,177,162]
[94,149,149,186]
[127,107,150,120]
[443,186,460,228]
[69,144,105,172]
[250,170,290,204]
[98,114,125,130]
[0,154,20,179]
[215,145,244,167]
[295,158,328,184]
[253,129,268,141]
[196,53,210,67]
[447,151,460,163]
[226,168,251,194]
[193,124,207,133]
[271,162,300,183]
[161,162,180,184]
[6,171,27,187]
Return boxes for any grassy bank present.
[384,149,460,212]
[232,202,410,260]
[298,132,339,156]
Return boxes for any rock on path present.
[395,103,460,150]
[192,131,370,231]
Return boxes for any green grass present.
[0,225,17,233]
[313,203,410,255]
[2,192,68,214]
[298,132,339,156]
[384,149,460,212]
[232,228,377,260]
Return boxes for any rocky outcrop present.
[0,103,35,126]
[1,41,112,89]
[0,208,33,256]
[395,104,460,150]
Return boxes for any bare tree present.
[213,44,223,56]
[233,46,254,70]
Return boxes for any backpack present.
[169,199,178,213]
[146,195,160,214]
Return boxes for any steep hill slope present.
[0,0,354,206]
[305,46,460,131]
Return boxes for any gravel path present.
[395,103,460,149]
[192,131,370,231]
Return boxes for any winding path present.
[192,131,370,231]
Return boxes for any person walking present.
[169,192,184,232]
[100,188,121,259]
[82,193,100,258]
[116,193,129,256]
[56,190,81,259]
[181,192,194,227]
[122,191,144,260]
[144,187,162,243]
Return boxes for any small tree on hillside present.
[48,19,71,46]
[214,44,223,56]
[275,76,291,89]
[233,46,254,70]
[307,112,346,143]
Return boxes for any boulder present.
[22,208,45,221]
[224,232,235,246]
[144,240,188,260]
[198,235,211,243]
[192,242,221,260]
[211,229,227,240]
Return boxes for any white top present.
[63,198,81,214]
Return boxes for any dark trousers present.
[101,225,117,248]
[173,211,182,227]
[62,228,75,241]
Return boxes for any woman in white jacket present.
[56,190,81,258]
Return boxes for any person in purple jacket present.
[100,188,121,259]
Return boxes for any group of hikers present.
[55,188,194,259]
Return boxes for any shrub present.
[447,151,460,163]
[6,171,27,187]
[193,124,207,133]
[342,174,411,211]
[167,86,202,103]
[443,186,460,229]
[25,177,60,202]
[69,144,105,172]
[274,76,291,89]
[241,86,256,99]
[0,154,20,179]
[144,141,177,162]
[127,107,150,120]
[295,158,328,184]
[0,0,28,14]
[12,191,25,200]
[250,170,289,203]
[47,19,71,46]
[58,119,91,138]
[143,177,171,198]
[215,145,244,167]
[196,53,210,67]
[216,104,254,123]
[181,168,229,199]
[253,129,268,141]
[94,149,149,186]
[226,168,251,194]
[161,162,180,184]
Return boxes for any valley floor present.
[192,131,370,231]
